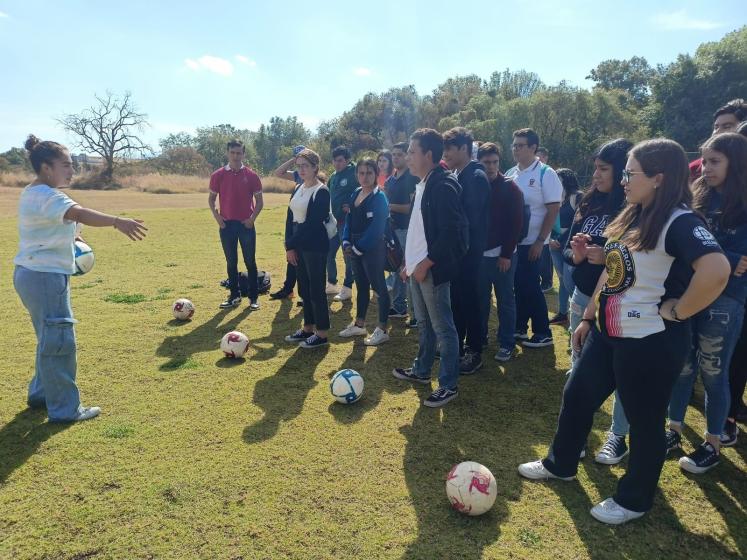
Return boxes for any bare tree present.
[58,91,152,180]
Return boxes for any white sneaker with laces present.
[75,406,101,422]
[517,460,575,481]
[364,327,389,346]
[339,322,367,337]
[325,282,339,295]
[333,286,353,301]
[590,498,645,525]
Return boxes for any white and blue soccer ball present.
[74,240,95,275]
[330,369,364,404]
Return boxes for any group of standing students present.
[10,99,747,529]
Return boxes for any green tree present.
[587,56,654,106]
[252,116,310,174]
[155,147,211,176]
[159,132,195,152]
[193,124,257,170]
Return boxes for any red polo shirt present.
[209,165,263,220]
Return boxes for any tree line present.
[2,26,745,183]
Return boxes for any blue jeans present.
[410,272,459,390]
[219,220,258,300]
[14,266,81,421]
[479,254,517,350]
[550,246,575,315]
[668,293,745,436]
[327,230,354,288]
[389,228,413,316]
[350,241,390,327]
[514,245,551,338]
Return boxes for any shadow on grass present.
[242,345,330,445]
[0,408,70,484]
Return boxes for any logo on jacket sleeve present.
[340,179,348,187]
[692,226,718,247]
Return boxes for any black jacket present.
[421,166,469,285]
[285,185,331,253]
[457,161,491,257]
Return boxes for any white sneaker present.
[74,406,101,422]
[325,282,339,295]
[339,322,367,337]
[517,460,575,481]
[590,498,645,525]
[333,286,353,301]
[364,327,389,346]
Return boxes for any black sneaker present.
[423,386,458,408]
[392,368,431,384]
[388,308,407,319]
[299,334,328,349]
[665,429,682,455]
[514,331,529,341]
[522,335,553,348]
[219,295,241,309]
[270,288,293,300]
[406,318,418,328]
[679,441,720,474]
[595,433,628,465]
[284,329,313,343]
[459,351,483,375]
[549,313,568,326]
[720,420,739,447]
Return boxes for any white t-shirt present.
[289,182,322,224]
[405,179,429,275]
[506,158,562,245]
[14,184,78,274]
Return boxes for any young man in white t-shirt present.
[505,128,562,348]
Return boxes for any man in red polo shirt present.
[208,139,264,309]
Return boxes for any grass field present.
[0,189,745,560]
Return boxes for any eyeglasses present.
[621,169,646,184]
[511,143,528,150]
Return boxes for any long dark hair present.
[692,133,747,228]
[605,139,691,251]
[576,138,632,221]
[377,150,393,175]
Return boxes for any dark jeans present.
[543,322,690,512]
[451,251,485,355]
[729,302,747,417]
[296,249,329,331]
[282,262,297,292]
[540,244,553,289]
[350,241,390,327]
[219,221,258,300]
[327,230,354,288]
[514,244,551,338]
[479,254,517,350]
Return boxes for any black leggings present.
[296,250,329,331]
[728,303,747,418]
[543,321,690,513]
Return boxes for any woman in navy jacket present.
[341,158,391,346]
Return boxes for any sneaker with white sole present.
[721,420,738,447]
[299,334,329,349]
[590,498,645,525]
[339,322,367,337]
[364,327,389,346]
[495,347,514,362]
[249,299,260,310]
[333,286,353,301]
[406,318,418,328]
[325,282,339,295]
[595,433,628,465]
[517,460,575,481]
[679,441,720,474]
[459,351,483,375]
[74,406,101,422]
[392,368,431,384]
[284,329,313,343]
[423,386,458,408]
[219,295,241,309]
[522,335,554,348]
[514,331,529,341]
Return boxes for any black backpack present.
[220,271,271,296]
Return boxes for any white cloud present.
[184,55,234,77]
[353,67,372,77]
[651,10,723,31]
[235,54,257,67]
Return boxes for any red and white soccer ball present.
[445,461,497,516]
[172,298,195,321]
[220,331,249,359]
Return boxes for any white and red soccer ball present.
[445,461,497,516]
[172,298,195,321]
[220,331,249,358]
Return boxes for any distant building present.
[72,153,104,169]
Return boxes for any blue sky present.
[0,0,744,153]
